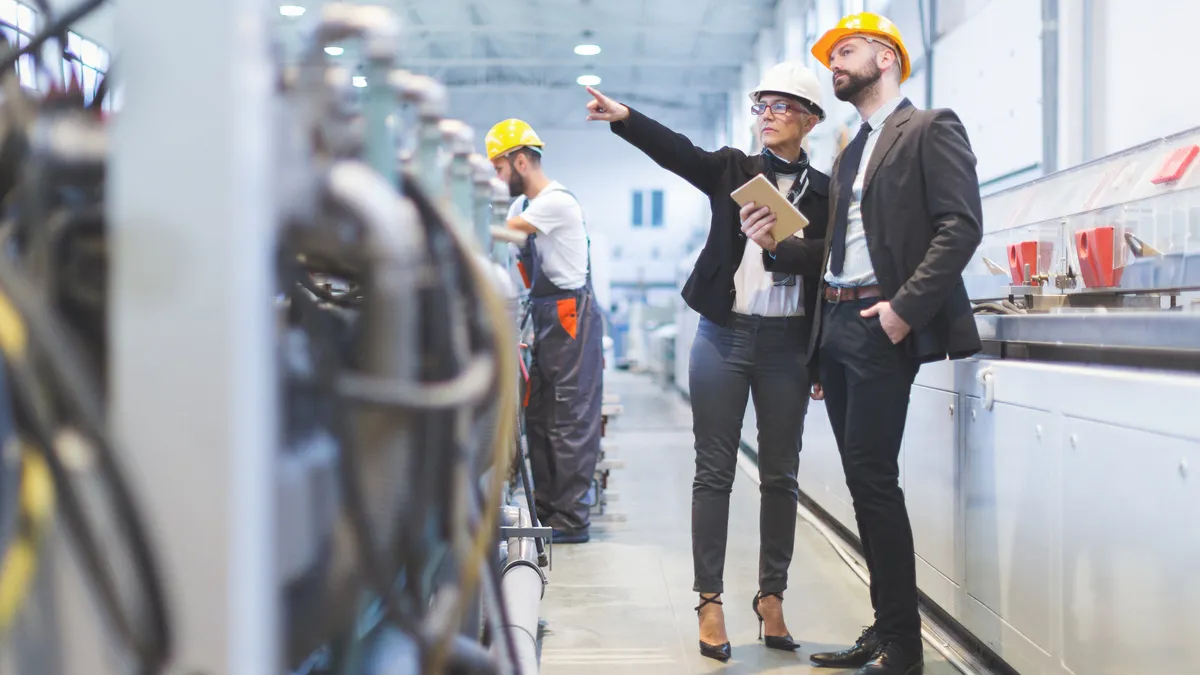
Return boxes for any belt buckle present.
[827,285,849,304]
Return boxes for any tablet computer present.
[730,173,810,242]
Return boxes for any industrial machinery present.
[0,1,551,674]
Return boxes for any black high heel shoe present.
[752,591,800,651]
[695,594,732,662]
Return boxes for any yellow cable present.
[0,290,28,360]
[0,444,56,634]
[424,215,518,675]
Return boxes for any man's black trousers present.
[818,296,921,648]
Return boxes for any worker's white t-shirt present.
[507,181,589,291]
[732,173,805,317]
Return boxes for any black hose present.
[0,256,171,672]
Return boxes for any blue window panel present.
[650,190,664,227]
[632,190,644,227]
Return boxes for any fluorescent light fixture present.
[352,76,368,88]
[574,44,602,56]
[279,5,306,17]
[576,74,601,86]
[324,46,344,56]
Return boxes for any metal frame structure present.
[109,0,279,672]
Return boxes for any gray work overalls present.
[517,188,604,536]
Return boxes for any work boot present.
[551,527,590,544]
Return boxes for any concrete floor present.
[538,370,958,675]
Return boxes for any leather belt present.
[823,284,883,303]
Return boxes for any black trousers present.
[819,297,921,645]
[688,313,811,594]
[526,287,604,534]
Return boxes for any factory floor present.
[537,370,958,675]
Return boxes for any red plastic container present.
[1007,241,1040,284]
[1074,226,1124,288]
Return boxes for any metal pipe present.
[495,506,545,675]
[1081,0,1096,162]
[392,71,448,197]
[490,178,516,264]
[326,160,426,572]
[1042,0,1060,175]
[472,154,497,250]
[441,120,477,233]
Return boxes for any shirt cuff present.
[768,251,777,259]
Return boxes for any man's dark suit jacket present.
[766,101,984,365]
[610,108,829,330]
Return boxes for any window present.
[650,190,664,227]
[0,3,109,102]
[65,30,109,106]
[631,190,644,227]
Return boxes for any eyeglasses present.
[751,102,809,117]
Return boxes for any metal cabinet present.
[1059,417,1200,675]
[962,394,1057,673]
[905,385,964,610]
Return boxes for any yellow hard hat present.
[485,118,545,161]
[812,12,911,84]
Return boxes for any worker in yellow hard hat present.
[761,11,982,675]
[485,118,602,546]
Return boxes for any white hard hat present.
[749,61,826,121]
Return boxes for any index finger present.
[585,86,607,102]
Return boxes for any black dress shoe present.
[752,591,799,651]
[810,625,880,668]
[854,642,923,675]
[695,594,731,662]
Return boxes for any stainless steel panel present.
[976,312,1200,352]
[797,401,857,533]
[905,386,963,586]
[1060,418,1200,675]
[964,397,1056,654]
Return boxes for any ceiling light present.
[279,5,306,17]
[352,76,368,88]
[576,74,601,86]
[574,44,602,56]
[324,46,344,56]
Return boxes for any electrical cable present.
[338,354,495,410]
[0,260,170,672]
[400,173,517,675]
[0,444,55,634]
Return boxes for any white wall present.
[931,0,1043,183]
[718,0,1200,186]
[1098,0,1200,154]
[534,127,714,297]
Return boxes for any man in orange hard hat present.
[485,119,602,545]
[753,12,983,675]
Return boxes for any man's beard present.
[833,63,882,104]
[508,171,527,197]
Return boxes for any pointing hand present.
[585,86,630,123]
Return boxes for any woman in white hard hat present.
[585,62,830,662]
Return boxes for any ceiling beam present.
[397,24,760,37]
[401,58,744,68]
[441,83,734,94]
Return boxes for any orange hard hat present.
[811,12,911,84]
